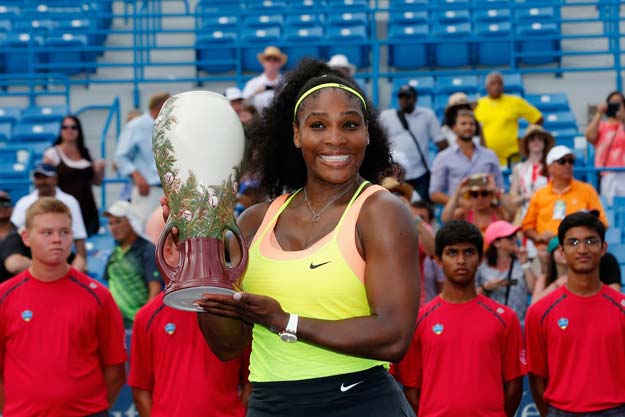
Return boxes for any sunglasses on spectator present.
[264,56,280,62]
[470,190,491,198]
[61,125,78,131]
[0,199,11,208]
[556,156,575,165]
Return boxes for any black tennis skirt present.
[247,366,416,417]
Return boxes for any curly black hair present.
[435,220,484,260]
[245,58,392,198]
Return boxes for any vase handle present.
[226,223,248,285]
[155,221,181,283]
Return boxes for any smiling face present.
[60,116,80,144]
[22,212,73,267]
[292,88,368,186]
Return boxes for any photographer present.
[586,91,625,204]
[242,46,287,111]
[477,220,537,323]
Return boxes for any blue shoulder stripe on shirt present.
[69,276,102,306]
[602,293,625,316]
[0,277,29,306]
[539,293,567,325]
[476,300,506,329]
[146,303,166,333]
[416,302,442,329]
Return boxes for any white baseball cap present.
[104,200,145,236]
[327,54,356,75]
[224,87,243,102]
[546,145,573,165]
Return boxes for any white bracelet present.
[521,262,532,270]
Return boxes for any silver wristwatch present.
[279,313,298,343]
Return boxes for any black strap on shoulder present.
[504,256,516,306]
[396,109,431,174]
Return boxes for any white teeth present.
[320,154,349,162]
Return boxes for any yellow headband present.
[293,82,367,120]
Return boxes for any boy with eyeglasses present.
[525,212,625,417]
[522,145,607,249]
[393,220,525,417]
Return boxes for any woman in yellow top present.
[177,59,420,416]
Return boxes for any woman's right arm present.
[42,147,60,166]
[195,202,269,361]
[586,103,606,144]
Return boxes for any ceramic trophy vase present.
[153,91,248,311]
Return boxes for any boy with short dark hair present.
[394,220,525,417]
[0,197,127,416]
[526,212,625,417]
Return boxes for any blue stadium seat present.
[388,24,428,69]
[244,14,284,29]
[437,9,470,24]
[0,179,31,202]
[285,13,322,27]
[195,30,237,73]
[389,0,427,9]
[517,22,559,65]
[436,75,479,94]
[245,0,287,11]
[543,111,577,131]
[21,105,68,123]
[525,93,569,112]
[0,146,33,179]
[389,10,428,25]
[0,122,11,142]
[551,127,579,147]
[515,7,556,21]
[241,26,281,72]
[44,34,88,75]
[0,106,22,125]
[199,15,239,31]
[325,24,369,69]
[284,25,323,70]
[11,121,59,143]
[474,8,510,22]
[432,22,472,67]
[605,226,620,245]
[195,0,241,14]
[391,76,435,96]
[13,19,55,35]
[3,33,43,73]
[327,0,367,10]
[475,21,511,66]
[327,12,368,28]
[288,0,324,9]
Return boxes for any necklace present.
[303,183,354,223]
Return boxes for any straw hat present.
[519,124,555,158]
[381,177,415,202]
[257,45,288,65]
[443,92,476,123]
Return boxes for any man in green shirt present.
[104,200,162,327]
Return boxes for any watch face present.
[279,332,297,343]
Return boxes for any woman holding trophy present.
[162,59,420,417]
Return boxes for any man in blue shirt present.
[114,92,170,225]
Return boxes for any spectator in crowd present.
[103,200,162,328]
[0,191,31,282]
[242,46,287,111]
[115,92,170,225]
[441,173,514,233]
[522,145,607,248]
[11,162,87,271]
[440,92,483,147]
[327,54,356,77]
[585,91,625,205]
[0,197,126,416]
[526,212,625,417]
[474,72,543,167]
[380,84,446,201]
[182,59,419,417]
[43,115,105,236]
[532,234,621,304]
[225,87,246,117]
[129,232,251,417]
[410,200,445,303]
[477,220,537,322]
[393,220,525,417]
[430,109,503,205]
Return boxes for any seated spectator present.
[474,71,543,167]
[477,221,537,322]
[440,92,483,147]
[103,200,163,327]
[242,46,287,111]
[129,232,251,417]
[585,91,625,205]
[0,197,126,416]
[429,110,503,205]
[411,200,445,303]
[327,54,356,77]
[43,115,105,236]
[11,162,87,271]
[522,146,608,248]
[441,173,513,233]
[0,191,31,282]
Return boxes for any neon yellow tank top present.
[242,182,389,382]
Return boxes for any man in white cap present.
[327,54,356,77]
[103,200,162,327]
[225,87,245,115]
[522,145,607,248]
[242,45,287,111]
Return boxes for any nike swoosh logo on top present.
[309,261,331,269]
[340,381,364,392]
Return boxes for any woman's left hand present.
[195,292,289,332]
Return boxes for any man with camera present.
[242,46,287,111]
